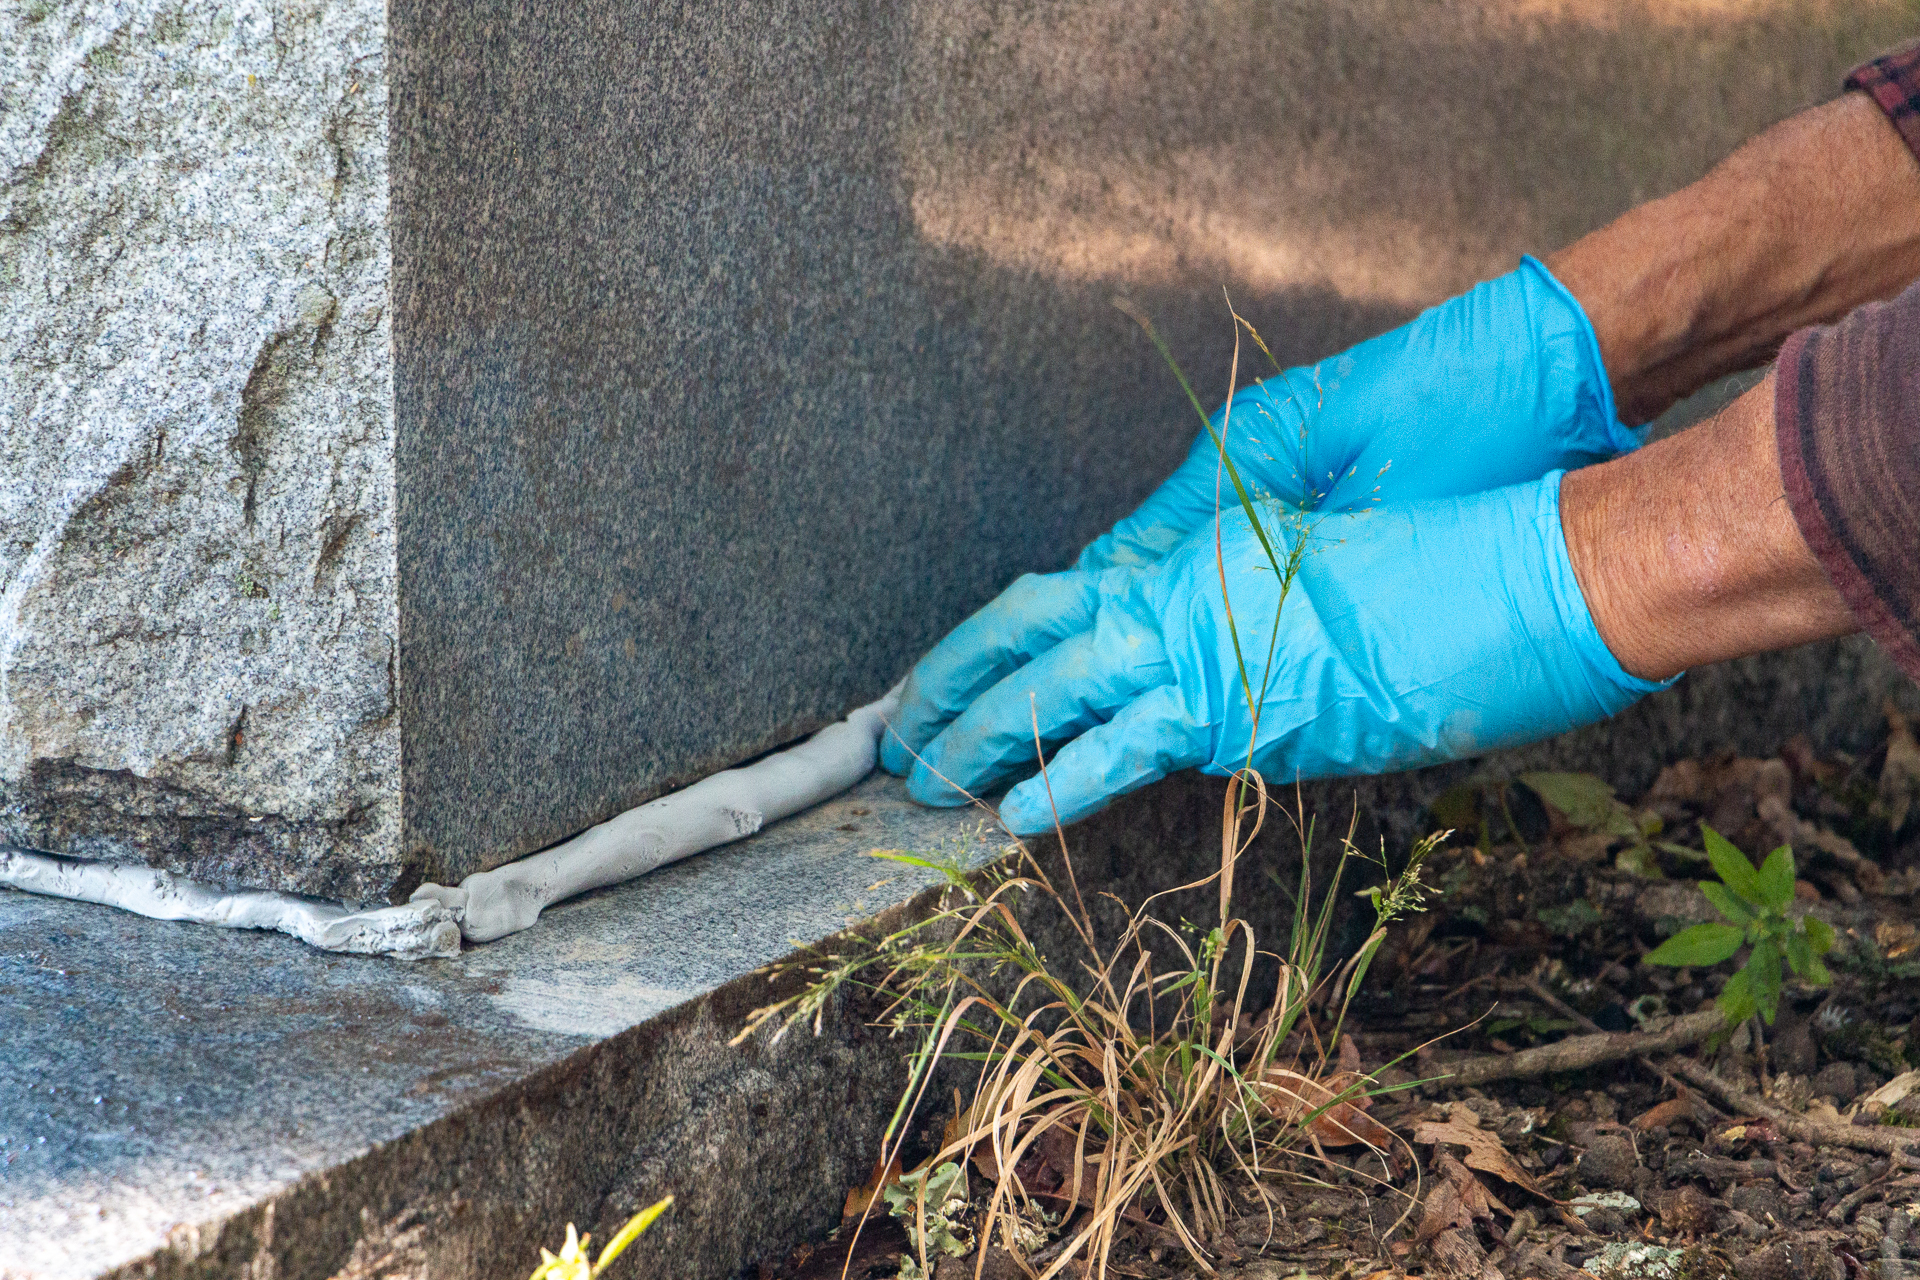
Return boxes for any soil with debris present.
[751,714,1920,1280]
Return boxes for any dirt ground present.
[754,712,1920,1280]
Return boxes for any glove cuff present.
[1535,470,1680,713]
[1522,255,1644,457]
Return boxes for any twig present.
[1827,1165,1892,1225]
[1443,1010,1725,1087]
[1505,974,1704,1097]
[1517,977,1700,1104]
[1769,1154,1807,1194]
[1665,1058,1920,1160]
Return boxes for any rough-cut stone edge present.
[90,771,1282,1280]
[84,849,968,1280]
[0,759,409,906]
[0,0,403,903]
[38,630,1920,1280]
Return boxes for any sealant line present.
[412,684,904,943]
[0,847,464,959]
[0,685,903,960]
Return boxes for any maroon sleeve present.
[1847,41,1920,165]
[1775,283,1920,680]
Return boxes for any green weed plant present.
[526,1196,673,1280]
[1643,826,1833,1026]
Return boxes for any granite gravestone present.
[3,0,1912,902]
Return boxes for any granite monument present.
[3,0,1912,903]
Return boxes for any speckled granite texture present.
[0,0,399,901]
[10,705,1920,1279]
[5,0,1916,900]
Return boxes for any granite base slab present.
[0,761,1355,1280]
[0,773,1010,1280]
[6,631,1917,1279]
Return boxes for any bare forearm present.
[1547,92,1920,424]
[1559,372,1856,682]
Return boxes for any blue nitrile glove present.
[899,474,1672,835]
[881,256,1640,778]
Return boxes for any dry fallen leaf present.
[1649,759,1705,805]
[1876,919,1920,961]
[1263,1067,1397,1151]
[937,1090,977,1157]
[1742,755,1890,892]
[1441,1151,1510,1219]
[1416,1181,1481,1245]
[966,1106,1077,1204]
[1426,1226,1498,1278]
[1628,1095,1705,1133]
[1417,1152,1508,1246]
[1337,1033,1364,1077]
[1027,1110,1084,1204]
[843,1150,904,1224]
[1416,1182,1480,1247]
[1414,1110,1551,1201]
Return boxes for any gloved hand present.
[898,474,1670,835]
[882,256,1640,777]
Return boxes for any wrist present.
[1543,203,1722,420]
[1547,91,1920,424]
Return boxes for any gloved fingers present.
[1074,479,1206,573]
[879,571,1106,776]
[996,684,1209,836]
[906,622,1163,806]
[1075,515,1192,574]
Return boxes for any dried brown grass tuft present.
[737,769,1439,1278]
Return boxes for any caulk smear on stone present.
[0,847,461,961]
[409,684,905,943]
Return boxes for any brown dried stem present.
[1442,1010,1726,1087]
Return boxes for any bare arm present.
[1546,91,1920,425]
[1559,371,1856,682]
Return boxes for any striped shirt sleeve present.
[1770,47,1920,680]
[1775,284,1920,679]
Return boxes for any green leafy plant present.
[1518,771,1669,877]
[1643,826,1833,1025]
[527,1195,673,1280]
